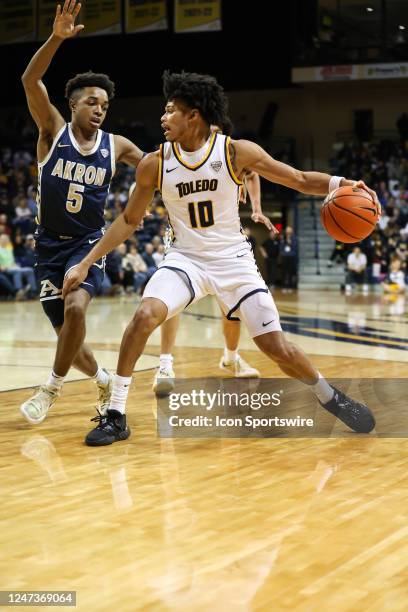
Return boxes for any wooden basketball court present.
[1,289,407,610]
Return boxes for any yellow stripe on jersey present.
[225,136,243,185]
[158,144,163,190]
[172,132,217,170]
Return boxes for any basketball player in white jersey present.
[153,122,277,395]
[63,70,377,445]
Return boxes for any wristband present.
[329,176,344,193]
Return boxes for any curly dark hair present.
[218,117,233,136]
[65,71,115,100]
[162,70,230,128]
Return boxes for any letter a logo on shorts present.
[40,279,61,298]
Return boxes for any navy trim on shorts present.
[160,265,196,307]
[226,288,269,320]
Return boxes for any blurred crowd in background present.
[0,111,407,301]
[329,137,408,293]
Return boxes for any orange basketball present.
[320,186,379,243]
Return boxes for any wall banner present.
[126,0,167,33]
[174,0,221,34]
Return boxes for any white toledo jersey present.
[158,132,249,258]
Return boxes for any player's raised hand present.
[53,1,84,39]
[62,262,89,298]
[251,212,279,234]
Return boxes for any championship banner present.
[0,0,36,45]
[174,0,221,33]
[125,0,167,33]
[81,0,121,36]
[38,0,59,41]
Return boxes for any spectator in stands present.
[13,195,35,236]
[14,196,32,220]
[0,271,16,299]
[107,187,127,213]
[345,246,369,295]
[142,242,158,271]
[104,247,125,296]
[395,241,407,266]
[383,258,406,294]
[0,213,12,237]
[153,243,165,266]
[279,226,298,292]
[26,185,37,215]
[14,234,37,274]
[260,230,280,289]
[327,241,346,267]
[0,234,36,298]
[122,245,154,295]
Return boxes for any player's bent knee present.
[132,300,167,333]
[64,301,86,324]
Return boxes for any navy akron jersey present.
[37,123,115,237]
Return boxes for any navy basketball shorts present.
[35,229,105,328]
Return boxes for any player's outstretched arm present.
[232,139,375,198]
[62,153,159,297]
[21,1,84,135]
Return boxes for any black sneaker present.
[320,386,376,433]
[85,409,131,446]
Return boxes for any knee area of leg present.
[64,302,86,323]
[134,305,162,331]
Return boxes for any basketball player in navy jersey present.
[64,70,378,445]
[20,0,144,424]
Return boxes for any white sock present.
[110,374,132,414]
[310,372,334,404]
[47,371,65,389]
[160,353,173,369]
[94,367,110,386]
[224,348,238,364]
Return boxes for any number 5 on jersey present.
[66,182,84,213]
[188,200,214,229]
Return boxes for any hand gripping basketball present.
[321,183,380,243]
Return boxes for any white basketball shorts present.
[142,249,282,338]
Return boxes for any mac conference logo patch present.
[211,161,222,173]
[101,149,109,158]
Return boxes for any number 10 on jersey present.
[188,200,214,228]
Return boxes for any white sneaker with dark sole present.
[152,366,175,396]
